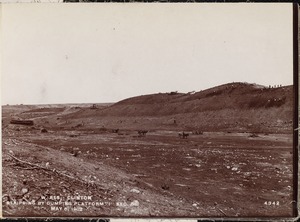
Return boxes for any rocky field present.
[1,82,295,218]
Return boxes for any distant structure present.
[90,104,97,109]
[10,119,34,126]
[168,91,178,95]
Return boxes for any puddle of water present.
[256,162,273,167]
[183,168,191,171]
[132,174,148,178]
[132,154,141,158]
[175,184,188,187]
[185,156,195,159]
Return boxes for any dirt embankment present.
[55,82,293,133]
[2,128,218,217]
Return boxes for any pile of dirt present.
[60,82,293,133]
[104,82,293,116]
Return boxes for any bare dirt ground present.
[2,103,294,218]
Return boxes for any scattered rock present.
[41,128,48,133]
[130,200,140,207]
[231,167,238,171]
[161,184,170,190]
[21,188,28,194]
[249,133,259,138]
[130,188,141,194]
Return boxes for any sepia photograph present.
[1,3,298,219]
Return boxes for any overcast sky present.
[1,3,293,105]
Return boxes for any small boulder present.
[41,128,48,133]
[130,188,140,194]
[130,200,140,207]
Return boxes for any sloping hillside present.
[58,82,293,133]
[100,82,292,116]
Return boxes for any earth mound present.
[60,82,293,133]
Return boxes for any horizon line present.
[1,81,293,106]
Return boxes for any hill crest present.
[101,82,293,117]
